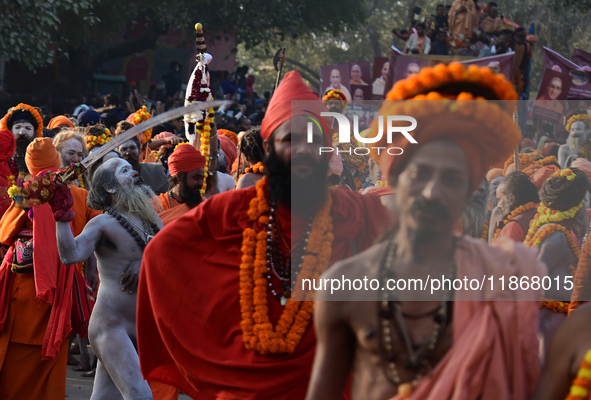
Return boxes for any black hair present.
[540,168,590,211]
[240,127,264,164]
[501,172,540,209]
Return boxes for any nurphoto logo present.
[304,110,418,156]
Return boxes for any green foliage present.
[0,0,99,69]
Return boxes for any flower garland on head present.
[492,202,538,242]
[524,195,584,246]
[130,106,153,144]
[0,103,44,137]
[567,349,591,400]
[521,156,558,176]
[239,178,333,354]
[502,153,540,175]
[566,113,591,133]
[86,128,113,150]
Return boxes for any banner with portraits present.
[542,47,591,100]
[382,47,514,99]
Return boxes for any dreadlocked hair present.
[539,168,590,211]
[240,127,264,164]
[503,172,540,209]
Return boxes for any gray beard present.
[567,135,587,155]
[113,183,161,227]
[462,197,488,238]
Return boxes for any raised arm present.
[56,215,105,265]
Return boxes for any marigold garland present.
[199,110,214,195]
[521,156,558,176]
[524,200,584,247]
[552,168,576,181]
[130,106,153,144]
[566,349,591,400]
[480,219,489,241]
[0,103,44,137]
[525,223,581,259]
[539,300,569,314]
[239,177,333,354]
[492,202,538,242]
[240,161,265,177]
[566,114,591,133]
[86,128,113,150]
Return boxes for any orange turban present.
[370,62,521,191]
[25,138,61,176]
[47,115,75,130]
[572,158,591,184]
[168,144,206,177]
[486,168,503,182]
[218,135,237,172]
[0,130,15,177]
[218,129,239,146]
[261,71,329,141]
[530,165,560,190]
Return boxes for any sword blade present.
[80,100,228,170]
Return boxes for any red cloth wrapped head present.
[530,165,560,190]
[369,62,521,191]
[168,144,206,177]
[25,138,61,176]
[218,135,237,171]
[261,71,330,142]
[571,158,591,184]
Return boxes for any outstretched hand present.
[50,183,75,222]
[121,259,141,294]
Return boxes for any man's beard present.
[265,147,329,216]
[567,134,587,155]
[122,153,141,172]
[14,136,33,172]
[113,181,161,227]
[462,195,488,238]
[178,177,203,208]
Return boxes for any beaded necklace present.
[377,239,454,399]
[103,206,159,249]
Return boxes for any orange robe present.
[156,191,192,227]
[389,237,545,400]
[0,186,100,399]
[138,181,388,399]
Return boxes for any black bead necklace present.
[104,206,159,249]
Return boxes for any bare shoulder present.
[236,173,262,190]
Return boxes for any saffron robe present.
[138,183,388,399]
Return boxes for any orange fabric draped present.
[0,184,99,397]
[138,183,388,399]
[389,237,545,400]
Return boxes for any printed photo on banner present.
[351,85,371,101]
[320,64,351,101]
[542,46,591,99]
[371,57,390,98]
[533,69,571,123]
[348,61,371,87]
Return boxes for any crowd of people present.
[0,13,591,400]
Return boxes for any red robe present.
[138,182,388,399]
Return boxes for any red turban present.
[369,63,521,191]
[218,135,237,172]
[530,165,560,190]
[47,115,75,129]
[25,138,61,176]
[260,71,329,141]
[0,129,15,178]
[168,144,206,177]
